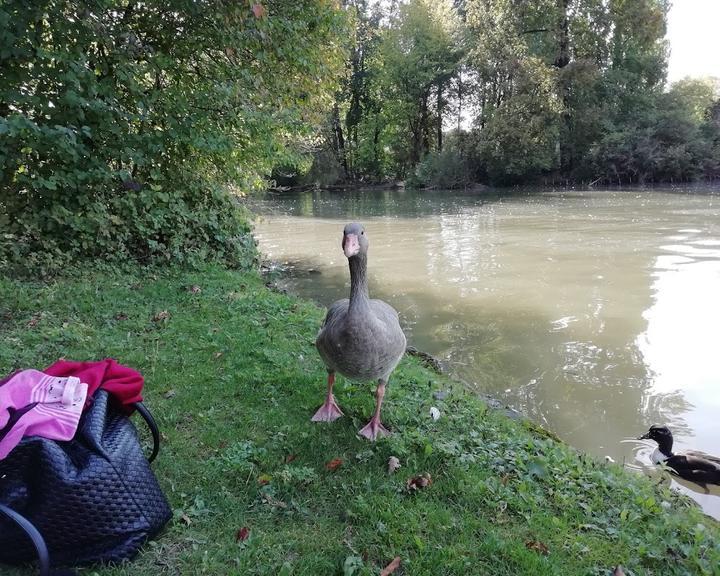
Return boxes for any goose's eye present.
[361,230,365,235]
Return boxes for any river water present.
[251,186,720,518]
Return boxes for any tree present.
[0,0,346,273]
[381,0,462,174]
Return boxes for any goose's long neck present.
[348,254,370,313]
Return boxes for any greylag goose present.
[313,223,406,441]
[639,425,720,489]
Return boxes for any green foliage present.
[409,148,472,189]
[0,0,346,273]
[592,78,720,183]
[308,0,720,187]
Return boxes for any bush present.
[409,148,473,189]
[0,1,345,275]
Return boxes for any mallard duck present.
[639,425,720,489]
[313,223,407,441]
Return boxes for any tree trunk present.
[421,95,430,158]
[437,81,443,152]
[554,0,571,174]
[332,102,349,178]
[554,0,570,69]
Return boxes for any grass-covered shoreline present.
[1,265,719,575]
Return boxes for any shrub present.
[0,1,345,275]
[409,148,473,189]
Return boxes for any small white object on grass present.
[387,456,401,474]
[429,406,441,420]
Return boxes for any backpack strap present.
[0,503,50,576]
[132,401,160,463]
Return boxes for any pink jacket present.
[0,369,88,459]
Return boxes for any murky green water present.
[251,187,720,518]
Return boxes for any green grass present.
[1,265,718,576]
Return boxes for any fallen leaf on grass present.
[406,472,432,492]
[613,567,626,576]
[525,540,549,555]
[180,513,192,526]
[187,285,202,294]
[27,313,42,328]
[387,456,401,474]
[257,474,272,485]
[285,454,297,463]
[326,458,343,471]
[261,494,287,508]
[235,527,250,542]
[163,389,176,399]
[380,556,401,576]
[252,3,266,18]
[213,351,223,359]
[152,310,170,322]
[114,312,128,321]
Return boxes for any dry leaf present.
[387,456,401,474]
[613,567,626,576]
[153,310,170,322]
[252,3,266,18]
[525,540,549,555]
[188,285,202,294]
[285,454,297,464]
[236,527,250,542]
[262,494,287,508]
[27,313,41,328]
[380,556,401,576]
[406,472,432,492]
[213,351,223,359]
[163,389,176,399]
[326,458,343,471]
[257,474,272,485]
[114,312,128,321]
[180,513,192,526]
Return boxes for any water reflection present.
[252,187,720,518]
[634,224,720,518]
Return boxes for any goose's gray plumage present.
[313,223,406,440]
[639,425,720,490]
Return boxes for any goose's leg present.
[359,379,390,441]
[312,371,344,422]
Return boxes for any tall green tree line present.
[322,0,720,186]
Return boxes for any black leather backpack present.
[0,390,172,575]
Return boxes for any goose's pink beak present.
[343,233,360,258]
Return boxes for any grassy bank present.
[1,265,718,576]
